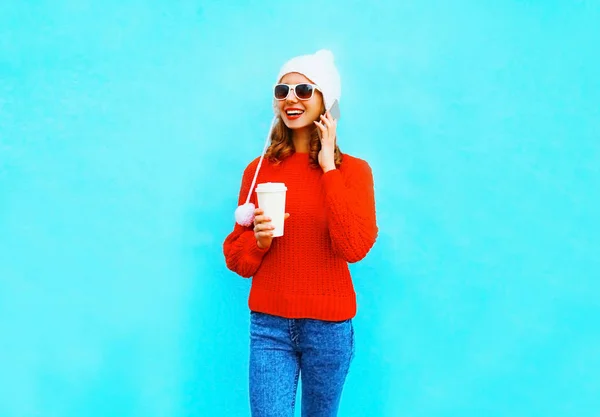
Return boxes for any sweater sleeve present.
[223,159,270,278]
[321,158,378,263]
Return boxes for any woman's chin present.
[283,119,312,130]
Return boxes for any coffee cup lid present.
[255,182,287,192]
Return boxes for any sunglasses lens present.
[274,84,290,100]
[295,84,314,99]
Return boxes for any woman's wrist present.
[322,164,336,173]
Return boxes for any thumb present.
[284,213,290,220]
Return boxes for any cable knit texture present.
[223,152,378,321]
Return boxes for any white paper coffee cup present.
[255,182,287,237]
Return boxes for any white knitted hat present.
[276,49,341,112]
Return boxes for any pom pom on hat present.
[276,49,341,113]
[235,202,256,227]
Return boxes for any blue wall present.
[1,1,599,416]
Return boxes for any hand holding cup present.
[254,208,290,250]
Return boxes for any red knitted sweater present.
[223,152,378,321]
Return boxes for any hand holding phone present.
[315,101,339,172]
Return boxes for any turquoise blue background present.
[1,1,599,416]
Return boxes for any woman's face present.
[276,72,324,130]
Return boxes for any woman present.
[223,49,378,417]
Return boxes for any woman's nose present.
[285,88,298,103]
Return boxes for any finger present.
[256,231,274,238]
[321,113,334,128]
[254,208,264,216]
[320,114,333,129]
[254,215,271,225]
[256,224,274,232]
[313,121,327,134]
[254,216,269,225]
[254,223,274,232]
[314,120,326,129]
[284,213,290,220]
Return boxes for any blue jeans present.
[249,311,355,417]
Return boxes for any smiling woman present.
[268,73,343,170]
[223,49,378,416]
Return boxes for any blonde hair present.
[265,115,343,168]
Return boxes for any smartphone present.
[329,99,340,120]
